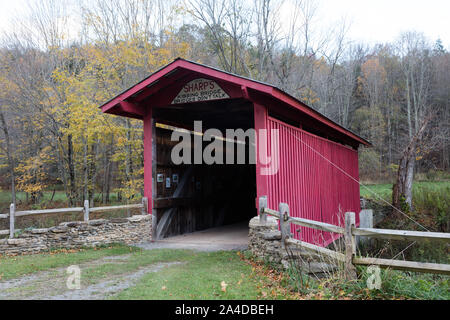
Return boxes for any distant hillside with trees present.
[0,0,448,214]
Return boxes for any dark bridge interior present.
[152,99,256,239]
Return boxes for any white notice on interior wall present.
[171,78,230,104]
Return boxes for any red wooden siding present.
[266,117,361,247]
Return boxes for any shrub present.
[413,185,450,232]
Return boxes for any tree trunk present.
[89,142,98,205]
[392,116,430,214]
[405,76,413,139]
[393,149,415,213]
[83,136,88,202]
[0,111,16,206]
[67,134,76,206]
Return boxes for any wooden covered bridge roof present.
[100,58,370,148]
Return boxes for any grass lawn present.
[0,245,137,281]
[0,190,126,213]
[359,180,450,201]
[0,245,283,300]
[0,245,448,300]
[114,250,270,300]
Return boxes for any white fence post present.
[141,197,148,215]
[83,200,90,222]
[9,203,15,239]
[344,212,357,280]
[259,196,267,224]
[357,209,373,247]
[279,203,291,248]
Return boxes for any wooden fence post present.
[141,197,148,215]
[9,203,15,239]
[279,203,291,248]
[344,212,357,280]
[357,209,373,248]
[259,196,267,224]
[83,200,89,222]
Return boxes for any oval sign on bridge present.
[172,78,230,104]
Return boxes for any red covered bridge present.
[100,58,370,246]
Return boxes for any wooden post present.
[9,203,15,239]
[344,212,357,280]
[357,209,373,248]
[126,199,131,217]
[141,197,148,215]
[83,200,89,222]
[279,203,290,248]
[254,103,269,206]
[259,196,267,224]
[151,118,158,240]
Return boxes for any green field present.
[0,190,143,231]
[0,245,282,300]
[0,190,127,211]
[2,181,448,211]
[0,245,448,300]
[359,181,450,201]
[2,181,448,231]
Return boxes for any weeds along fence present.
[0,198,148,239]
[258,196,450,278]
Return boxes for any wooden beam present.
[136,69,191,102]
[15,207,84,217]
[144,110,153,207]
[14,204,144,217]
[352,227,450,242]
[254,102,269,205]
[153,197,194,209]
[89,204,143,213]
[289,216,345,234]
[262,207,280,219]
[286,238,346,263]
[353,257,450,275]
[118,101,145,117]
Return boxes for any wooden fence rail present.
[352,227,450,242]
[258,196,450,277]
[1,197,148,239]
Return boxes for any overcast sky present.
[319,0,449,47]
[0,0,448,49]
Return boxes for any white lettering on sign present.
[172,78,230,104]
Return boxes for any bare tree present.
[392,32,434,210]
[253,0,282,81]
[392,114,432,212]
[186,0,253,74]
[0,109,16,205]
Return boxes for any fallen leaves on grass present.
[49,248,85,255]
[237,251,302,300]
[220,281,228,292]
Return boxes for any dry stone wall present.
[248,216,339,275]
[248,216,283,264]
[0,215,151,255]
